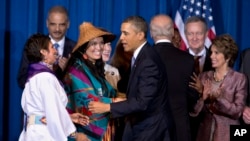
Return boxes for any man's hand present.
[58,57,69,71]
[243,106,250,124]
[113,97,126,102]
[88,101,110,114]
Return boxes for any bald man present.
[150,14,195,141]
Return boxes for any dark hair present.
[211,34,238,67]
[184,16,208,33]
[66,41,107,93]
[110,40,133,71]
[47,6,69,21]
[110,40,133,93]
[123,16,148,38]
[24,33,51,63]
[172,28,181,48]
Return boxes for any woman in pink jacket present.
[189,34,247,141]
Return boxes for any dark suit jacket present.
[187,47,213,108]
[187,47,213,140]
[17,37,76,89]
[202,47,212,72]
[240,48,250,106]
[155,42,194,141]
[110,42,173,141]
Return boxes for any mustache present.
[53,31,62,34]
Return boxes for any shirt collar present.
[133,41,147,59]
[49,36,65,48]
[189,47,206,56]
[155,39,171,44]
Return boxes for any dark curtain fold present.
[0,0,250,140]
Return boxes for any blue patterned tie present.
[53,43,59,50]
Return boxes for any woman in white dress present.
[18,33,90,141]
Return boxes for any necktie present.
[131,56,135,70]
[194,56,201,74]
[53,43,59,50]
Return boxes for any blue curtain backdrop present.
[1,0,250,140]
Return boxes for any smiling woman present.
[189,34,247,141]
[63,22,124,141]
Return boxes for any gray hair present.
[184,16,208,33]
[150,20,174,39]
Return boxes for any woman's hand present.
[209,87,222,101]
[202,80,212,101]
[243,106,250,124]
[189,72,203,94]
[76,132,90,141]
[70,113,89,126]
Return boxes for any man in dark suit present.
[239,48,250,124]
[17,6,75,89]
[150,14,194,141]
[89,16,174,141]
[184,16,213,140]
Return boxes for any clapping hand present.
[189,72,203,94]
[58,57,69,71]
[243,106,250,124]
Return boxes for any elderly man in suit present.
[88,16,174,141]
[150,14,194,141]
[184,16,213,140]
[17,5,76,89]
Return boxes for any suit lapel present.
[126,43,148,94]
[63,38,69,57]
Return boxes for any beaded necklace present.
[213,71,228,82]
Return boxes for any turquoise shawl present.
[64,58,116,141]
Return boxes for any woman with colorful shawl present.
[64,22,122,141]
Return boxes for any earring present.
[82,54,88,60]
[43,57,48,63]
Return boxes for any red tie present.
[194,56,201,74]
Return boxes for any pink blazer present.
[190,68,247,141]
